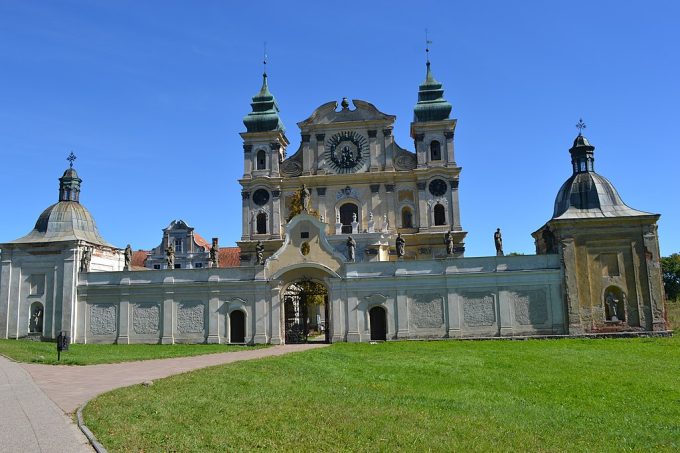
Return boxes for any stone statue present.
[494,228,504,256]
[369,211,374,221]
[124,244,132,270]
[210,238,219,268]
[605,292,620,321]
[336,211,340,224]
[300,184,311,212]
[80,247,91,272]
[255,241,265,265]
[396,233,405,258]
[31,307,43,333]
[445,231,454,256]
[346,236,356,262]
[383,214,389,231]
[166,245,175,269]
[352,212,358,223]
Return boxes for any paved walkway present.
[22,343,328,413]
[0,356,92,452]
[1,343,327,452]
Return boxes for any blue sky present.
[0,1,678,257]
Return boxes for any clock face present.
[325,131,368,174]
[428,179,447,197]
[253,189,270,206]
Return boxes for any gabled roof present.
[297,99,395,128]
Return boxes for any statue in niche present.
[124,244,133,271]
[369,212,374,221]
[396,233,405,258]
[166,246,175,269]
[605,291,620,322]
[494,228,504,256]
[255,241,265,265]
[346,236,356,262]
[80,247,92,272]
[383,214,389,231]
[300,184,311,213]
[445,231,454,256]
[210,238,219,268]
[30,306,43,333]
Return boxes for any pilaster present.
[301,134,312,175]
[161,288,174,344]
[315,134,325,173]
[383,129,393,170]
[417,182,429,231]
[117,297,130,344]
[207,292,220,344]
[444,130,455,164]
[396,290,409,338]
[269,285,282,345]
[272,190,282,239]
[0,248,12,339]
[241,191,250,240]
[368,129,379,171]
[60,246,78,340]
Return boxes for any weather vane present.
[425,29,432,63]
[575,118,586,135]
[263,41,267,75]
[67,151,77,168]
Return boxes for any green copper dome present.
[413,62,452,122]
[243,73,285,133]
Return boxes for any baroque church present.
[0,58,669,345]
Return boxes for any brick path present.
[21,343,328,413]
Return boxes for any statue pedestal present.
[335,223,343,235]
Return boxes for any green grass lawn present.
[84,337,680,452]
[0,339,266,365]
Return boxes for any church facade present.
[0,62,668,344]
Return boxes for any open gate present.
[283,280,329,344]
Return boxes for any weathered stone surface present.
[410,295,444,328]
[511,289,548,326]
[89,304,116,335]
[132,304,160,334]
[177,303,204,334]
[462,293,496,327]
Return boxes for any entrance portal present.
[230,310,246,343]
[369,306,387,341]
[282,280,329,344]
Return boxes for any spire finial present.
[576,118,586,136]
[263,41,267,77]
[425,29,432,65]
[67,151,77,168]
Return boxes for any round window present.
[253,189,270,206]
[428,179,447,197]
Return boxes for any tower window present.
[256,212,267,234]
[174,238,183,253]
[401,207,413,228]
[257,150,266,170]
[339,203,358,234]
[430,140,442,161]
[434,204,446,226]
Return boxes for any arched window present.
[256,212,267,234]
[339,203,358,234]
[401,207,413,228]
[430,140,442,161]
[434,204,446,226]
[256,150,266,170]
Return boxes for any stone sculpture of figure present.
[80,247,92,272]
[31,307,43,333]
[383,214,389,231]
[396,233,405,258]
[300,184,311,212]
[210,238,219,268]
[124,244,133,271]
[605,292,619,321]
[336,211,340,224]
[166,246,175,269]
[352,212,358,223]
[494,228,504,256]
[255,241,265,265]
[369,211,374,221]
[445,231,454,256]
[346,236,356,262]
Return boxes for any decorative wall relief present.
[177,303,205,334]
[510,289,548,326]
[90,304,117,335]
[133,304,160,334]
[410,295,444,329]
[462,293,496,327]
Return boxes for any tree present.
[661,253,680,302]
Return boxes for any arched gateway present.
[282,280,329,344]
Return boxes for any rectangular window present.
[195,263,203,268]
[29,274,45,296]
[174,263,181,269]
[600,253,620,277]
[174,238,183,253]
[153,264,161,270]
[300,232,309,239]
